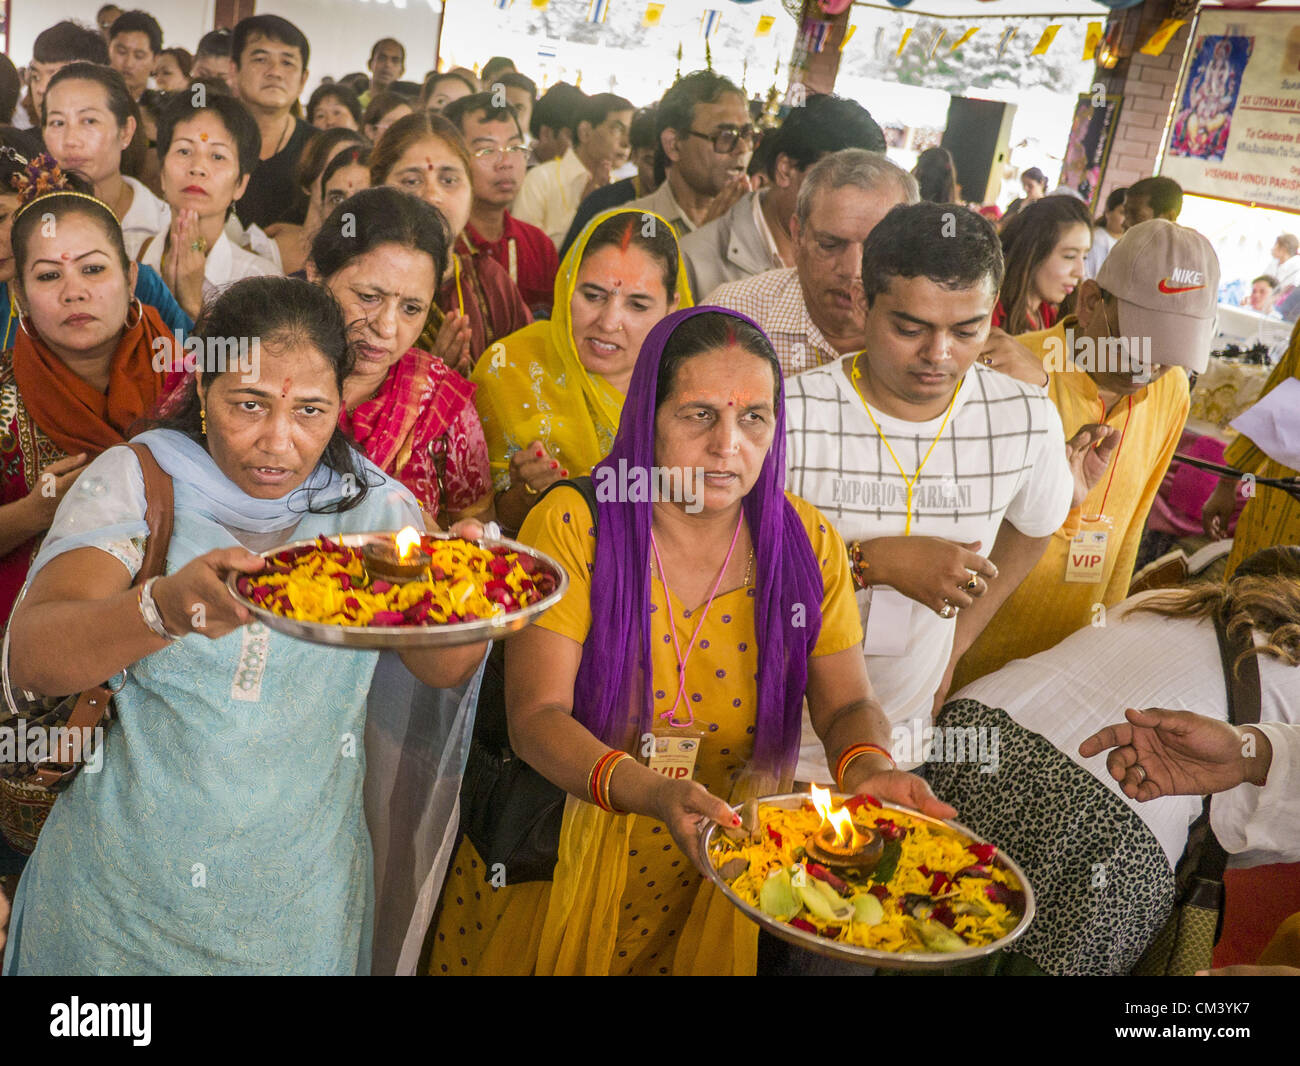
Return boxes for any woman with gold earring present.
[0,157,183,631]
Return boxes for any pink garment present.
[1147,431,1247,537]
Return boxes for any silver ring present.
[1133,764,1147,784]
[939,603,955,619]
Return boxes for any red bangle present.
[589,751,630,813]
[835,742,895,791]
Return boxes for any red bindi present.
[60,252,72,260]
[281,377,292,398]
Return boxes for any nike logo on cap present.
[1159,269,1205,294]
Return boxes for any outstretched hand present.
[1078,707,1270,801]
[849,768,957,822]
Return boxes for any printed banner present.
[1158,6,1300,210]
[1060,93,1123,211]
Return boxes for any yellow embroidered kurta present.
[952,317,1189,690]
[430,486,863,975]
[1222,330,1300,578]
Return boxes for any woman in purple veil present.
[432,307,953,975]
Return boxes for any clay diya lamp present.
[804,785,884,874]
[362,526,431,584]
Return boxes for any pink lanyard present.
[649,513,744,728]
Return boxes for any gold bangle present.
[521,480,539,496]
[849,541,869,591]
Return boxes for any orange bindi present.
[60,252,72,260]
[200,132,209,141]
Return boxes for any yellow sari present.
[469,208,693,492]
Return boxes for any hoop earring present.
[124,296,144,330]
[16,310,34,340]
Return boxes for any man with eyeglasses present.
[514,91,633,248]
[680,93,887,300]
[626,70,753,242]
[445,94,559,316]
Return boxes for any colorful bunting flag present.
[1083,21,1103,61]
[928,29,946,59]
[700,9,722,39]
[897,27,912,57]
[586,0,609,23]
[756,14,775,38]
[643,3,663,27]
[997,27,1017,58]
[1031,25,1060,56]
[839,24,856,52]
[531,0,549,8]
[1139,18,1187,57]
[807,20,832,54]
[950,27,978,52]
[493,0,513,10]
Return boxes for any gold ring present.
[522,481,538,496]
[965,576,979,591]
[190,237,208,254]
[939,603,955,619]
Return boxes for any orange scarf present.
[12,303,178,457]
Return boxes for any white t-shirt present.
[784,358,1074,781]
[119,177,170,260]
[1275,253,1300,292]
[955,592,1300,870]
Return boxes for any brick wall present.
[1095,0,1191,209]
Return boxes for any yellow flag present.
[897,27,912,57]
[643,2,664,27]
[1083,21,1103,61]
[1031,25,1061,56]
[531,0,549,8]
[950,27,978,52]
[756,14,774,37]
[1140,18,1187,57]
[839,24,856,52]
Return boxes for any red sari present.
[0,304,181,624]
[422,252,531,370]
[339,347,491,519]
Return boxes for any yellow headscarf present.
[470,207,694,491]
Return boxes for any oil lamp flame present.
[810,785,867,850]
[395,526,421,561]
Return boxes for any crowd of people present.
[0,7,1297,978]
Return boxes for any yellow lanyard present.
[453,255,465,316]
[850,361,962,536]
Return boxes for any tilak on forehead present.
[281,377,292,398]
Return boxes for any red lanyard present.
[648,513,744,728]
[1095,395,1133,517]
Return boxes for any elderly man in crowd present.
[680,94,887,299]
[707,149,917,376]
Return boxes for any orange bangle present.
[835,742,895,790]
[588,751,629,813]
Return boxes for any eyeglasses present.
[471,144,530,160]
[684,125,756,154]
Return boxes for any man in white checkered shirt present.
[783,201,1112,784]
[705,149,918,377]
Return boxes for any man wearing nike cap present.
[952,219,1219,688]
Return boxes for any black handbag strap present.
[1191,611,1264,887]
[538,476,598,532]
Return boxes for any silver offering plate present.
[699,792,1036,971]
[225,531,569,649]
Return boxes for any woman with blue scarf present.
[432,307,955,975]
[2,276,487,974]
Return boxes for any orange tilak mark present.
[618,216,635,252]
[281,377,292,398]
